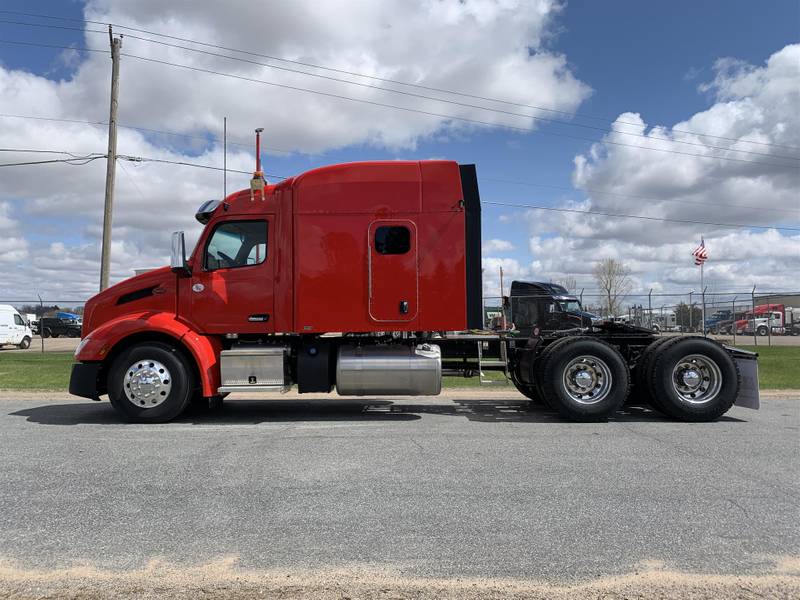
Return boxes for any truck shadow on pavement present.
[9,398,745,426]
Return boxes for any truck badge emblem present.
[192,283,205,293]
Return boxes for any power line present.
[0,148,102,157]
[119,51,797,169]
[118,154,286,179]
[0,111,294,155]
[0,147,285,177]
[0,155,104,167]
[110,33,799,163]
[4,144,798,220]
[483,177,800,215]
[2,34,798,165]
[483,200,800,232]
[2,9,796,153]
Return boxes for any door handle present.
[399,301,409,315]
[248,314,270,322]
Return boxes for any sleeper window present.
[374,226,410,255]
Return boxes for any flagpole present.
[700,235,705,334]
[700,260,705,334]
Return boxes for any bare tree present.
[592,258,632,317]
[553,276,577,293]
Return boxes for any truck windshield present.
[557,300,583,312]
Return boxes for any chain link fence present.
[3,288,799,352]
[0,299,86,352]
[481,288,800,347]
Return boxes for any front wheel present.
[67,329,80,338]
[756,326,768,337]
[41,328,51,339]
[107,342,194,423]
[17,337,31,350]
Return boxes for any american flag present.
[692,238,708,266]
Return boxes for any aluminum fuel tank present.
[335,344,442,396]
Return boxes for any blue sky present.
[0,1,797,302]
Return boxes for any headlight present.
[74,336,91,358]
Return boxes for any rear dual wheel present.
[642,337,740,422]
[534,337,630,422]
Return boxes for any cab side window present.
[13,314,25,326]
[205,221,268,271]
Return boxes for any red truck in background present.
[736,304,800,336]
[70,160,757,423]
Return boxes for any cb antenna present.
[250,127,266,202]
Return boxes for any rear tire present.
[648,337,740,422]
[633,336,676,411]
[67,330,80,338]
[536,336,629,422]
[511,378,544,406]
[51,333,60,338]
[17,337,31,350]
[107,342,193,423]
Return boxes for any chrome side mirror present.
[170,231,191,275]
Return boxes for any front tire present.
[17,337,31,350]
[536,337,629,422]
[107,342,193,423]
[42,328,51,339]
[756,326,768,337]
[647,337,740,422]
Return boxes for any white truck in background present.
[0,305,33,349]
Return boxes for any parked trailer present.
[69,160,757,423]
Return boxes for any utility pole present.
[100,26,122,291]
[499,266,506,330]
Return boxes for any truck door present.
[368,220,418,322]
[188,218,275,334]
[11,313,26,343]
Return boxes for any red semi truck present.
[735,304,800,336]
[70,160,757,423]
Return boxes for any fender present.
[76,311,222,397]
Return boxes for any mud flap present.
[730,350,759,410]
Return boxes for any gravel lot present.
[0,389,797,598]
[0,336,80,353]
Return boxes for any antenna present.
[223,116,227,198]
[250,127,266,201]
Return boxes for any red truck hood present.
[82,266,176,336]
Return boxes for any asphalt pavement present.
[0,391,797,598]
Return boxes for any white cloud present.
[524,44,800,297]
[482,238,515,253]
[0,0,591,300]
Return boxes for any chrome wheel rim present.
[562,355,612,405]
[671,354,722,405]
[123,359,172,408]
